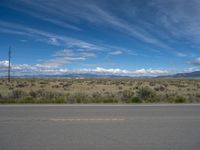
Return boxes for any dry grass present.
[0,78,200,103]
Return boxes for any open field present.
[0,78,200,103]
[0,105,200,150]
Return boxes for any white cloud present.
[132,69,168,75]
[176,52,187,57]
[81,67,129,74]
[109,50,123,55]
[54,49,95,58]
[48,37,60,45]
[0,60,69,76]
[45,49,96,68]
[0,60,169,76]
[0,60,9,67]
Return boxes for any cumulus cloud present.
[0,60,69,76]
[191,57,200,65]
[0,60,9,67]
[132,69,168,75]
[91,68,169,76]
[81,67,129,74]
[0,60,9,74]
[0,60,169,76]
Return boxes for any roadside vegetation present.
[0,78,200,104]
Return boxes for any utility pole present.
[8,47,11,82]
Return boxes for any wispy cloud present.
[3,0,172,49]
[176,52,187,57]
[152,0,200,44]
[3,0,81,31]
[44,49,96,67]
[0,20,144,61]
[3,0,200,51]
[109,50,123,55]
[76,4,171,49]
[0,21,104,51]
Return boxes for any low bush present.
[67,93,89,104]
[174,96,187,103]
[118,90,135,103]
[131,97,142,103]
[100,96,118,103]
[137,87,157,102]
[29,91,37,98]
[0,99,16,104]
[53,96,66,103]
[11,90,26,99]
[19,96,35,103]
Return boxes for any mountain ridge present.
[158,71,200,78]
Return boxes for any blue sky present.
[0,0,200,76]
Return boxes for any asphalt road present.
[0,104,200,150]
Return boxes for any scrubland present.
[0,78,200,104]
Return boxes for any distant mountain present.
[6,71,200,79]
[159,71,200,78]
[4,73,132,78]
[62,73,131,78]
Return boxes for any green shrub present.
[102,96,118,103]
[174,96,186,103]
[0,99,16,104]
[137,87,157,102]
[67,93,89,104]
[29,91,37,98]
[117,90,134,103]
[131,97,142,103]
[19,96,35,103]
[91,92,103,103]
[122,90,134,100]
[11,90,26,99]
[54,96,66,103]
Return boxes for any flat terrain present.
[0,104,200,150]
[1,78,200,103]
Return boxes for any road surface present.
[0,104,200,150]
